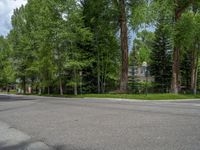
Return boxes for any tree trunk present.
[6,84,9,94]
[47,86,50,95]
[171,46,180,93]
[191,55,198,94]
[191,4,198,94]
[171,0,193,94]
[97,48,101,94]
[119,0,128,92]
[23,76,26,94]
[171,5,182,94]
[74,82,77,95]
[194,57,198,94]
[102,82,106,93]
[59,77,63,96]
[79,71,82,95]
[39,87,42,95]
[74,67,78,95]
[102,51,108,94]
[191,45,199,94]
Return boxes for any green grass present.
[36,93,200,100]
[0,90,17,95]
[1,91,200,100]
[77,93,200,100]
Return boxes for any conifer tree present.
[150,21,172,93]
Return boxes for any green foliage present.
[2,0,200,95]
[130,30,154,66]
[82,0,120,93]
[0,1,146,94]
[130,0,157,30]
[175,12,196,51]
[149,21,172,92]
[0,37,15,87]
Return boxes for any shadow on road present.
[0,142,92,150]
[0,95,35,102]
[54,144,93,150]
[0,141,31,150]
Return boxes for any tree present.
[190,3,200,94]
[130,30,154,66]
[150,21,172,92]
[0,36,15,90]
[151,0,196,93]
[6,0,200,95]
[60,0,93,95]
[111,0,129,92]
[172,2,200,94]
[82,0,120,93]
[171,0,193,93]
[9,6,31,94]
[118,0,129,92]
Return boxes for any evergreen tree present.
[150,21,172,93]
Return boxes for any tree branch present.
[176,0,193,15]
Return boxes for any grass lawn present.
[1,91,200,100]
[0,90,17,95]
[77,93,200,100]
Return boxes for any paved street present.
[0,94,200,150]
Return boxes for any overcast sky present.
[0,0,27,36]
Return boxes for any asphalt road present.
[0,94,200,150]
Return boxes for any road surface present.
[0,94,200,150]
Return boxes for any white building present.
[128,65,154,83]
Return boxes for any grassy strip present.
[1,91,200,100]
[28,93,200,100]
[77,94,200,100]
[0,90,17,95]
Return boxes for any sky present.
[0,0,27,36]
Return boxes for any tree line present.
[0,0,200,95]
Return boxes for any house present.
[128,65,154,83]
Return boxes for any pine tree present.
[150,22,172,93]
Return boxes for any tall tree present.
[190,3,200,94]
[0,36,15,90]
[9,6,30,94]
[150,21,172,92]
[171,0,193,93]
[112,0,129,92]
[59,0,93,95]
[82,0,120,93]
[118,0,129,92]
